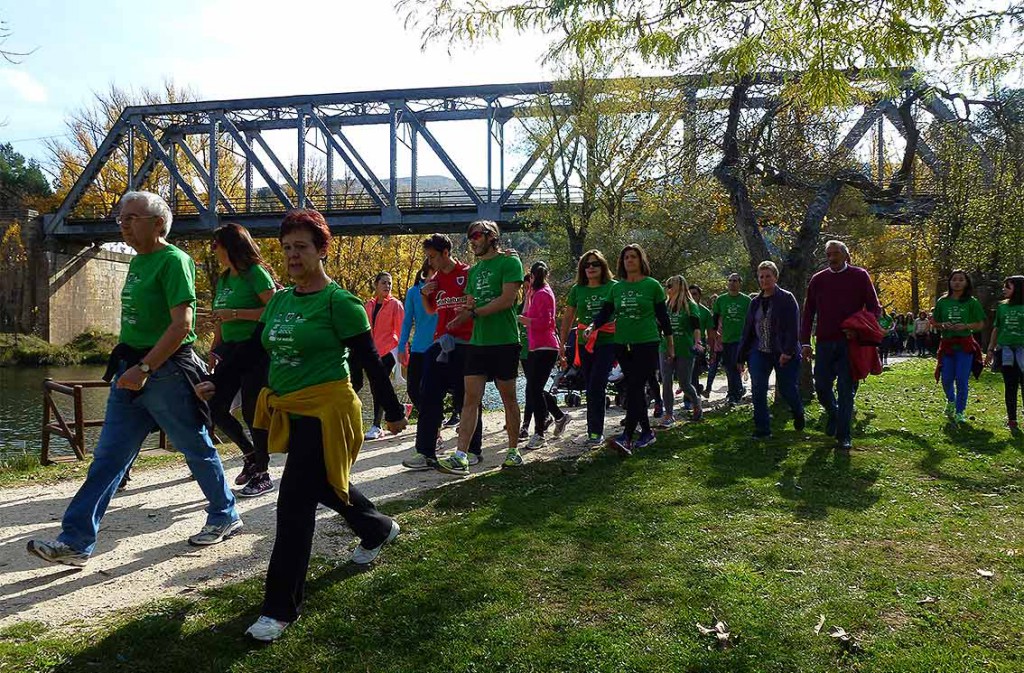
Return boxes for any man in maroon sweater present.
[800,240,881,452]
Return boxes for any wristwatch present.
[138,362,152,374]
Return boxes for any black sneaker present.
[444,414,461,428]
[794,412,806,431]
[239,472,274,498]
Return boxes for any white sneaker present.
[527,435,546,449]
[364,425,383,441]
[467,453,482,466]
[245,615,290,642]
[351,520,400,565]
[188,518,243,546]
[553,414,572,436]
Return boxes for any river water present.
[0,365,529,460]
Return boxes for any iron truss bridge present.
[43,73,989,241]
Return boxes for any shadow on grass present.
[778,445,881,519]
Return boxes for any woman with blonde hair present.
[657,275,704,427]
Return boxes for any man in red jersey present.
[401,234,484,470]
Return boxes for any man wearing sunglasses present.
[438,220,524,474]
[711,273,752,405]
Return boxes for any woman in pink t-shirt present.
[519,261,571,448]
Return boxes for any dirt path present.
[0,405,625,629]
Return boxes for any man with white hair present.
[28,191,241,567]
[800,239,880,452]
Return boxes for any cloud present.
[0,69,48,103]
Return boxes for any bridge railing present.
[62,187,583,223]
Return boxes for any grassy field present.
[2,358,1022,672]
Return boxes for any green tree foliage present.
[399,0,1024,107]
[0,143,52,199]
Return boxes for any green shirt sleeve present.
[330,287,372,341]
[161,250,197,308]
[247,265,275,294]
[503,255,525,284]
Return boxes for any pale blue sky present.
[0,0,557,183]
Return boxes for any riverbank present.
[0,331,117,367]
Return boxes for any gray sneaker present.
[27,539,89,567]
[188,518,243,546]
[553,414,572,436]
[467,453,482,466]
[402,452,439,471]
[351,520,400,565]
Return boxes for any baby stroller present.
[552,327,618,410]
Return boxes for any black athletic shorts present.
[464,344,521,381]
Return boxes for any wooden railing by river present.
[40,378,167,464]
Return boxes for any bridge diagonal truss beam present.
[43,71,995,241]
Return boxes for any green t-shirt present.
[933,296,985,339]
[661,301,700,355]
[261,284,370,396]
[694,303,713,342]
[568,281,616,346]
[468,254,524,346]
[713,293,753,344]
[995,302,1024,346]
[119,244,197,350]
[213,265,276,343]
[610,277,666,345]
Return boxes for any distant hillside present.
[324,175,480,194]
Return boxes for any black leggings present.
[406,351,424,411]
[262,416,392,623]
[616,342,661,439]
[209,341,269,472]
[350,352,397,427]
[1002,364,1024,422]
[525,349,565,436]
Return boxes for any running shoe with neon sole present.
[467,453,483,466]
[583,433,605,448]
[502,449,524,468]
[944,401,956,421]
[955,411,967,424]
[436,453,470,476]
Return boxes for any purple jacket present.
[738,287,801,363]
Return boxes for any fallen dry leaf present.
[829,626,863,654]
[916,596,939,605]
[697,620,734,649]
[976,569,995,579]
[814,614,826,634]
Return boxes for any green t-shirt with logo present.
[468,254,524,346]
[660,301,700,355]
[568,281,616,346]
[995,302,1024,346]
[214,265,276,343]
[933,296,985,339]
[120,244,197,350]
[261,283,370,396]
[610,277,666,345]
[713,293,753,344]
[695,303,713,342]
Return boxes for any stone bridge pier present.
[17,216,129,345]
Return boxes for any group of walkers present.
[23,190,1024,644]
[879,309,940,362]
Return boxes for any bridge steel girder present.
[46,70,992,241]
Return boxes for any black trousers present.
[1002,364,1024,422]
[262,416,392,623]
[351,352,397,427]
[525,349,564,436]
[415,343,482,459]
[520,358,533,430]
[209,341,270,472]
[616,342,660,438]
[406,351,425,410]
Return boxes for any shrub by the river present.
[0,329,117,367]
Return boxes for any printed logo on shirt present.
[121,272,141,325]
[457,276,465,286]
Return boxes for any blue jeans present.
[58,362,238,555]
[941,349,974,414]
[722,341,744,401]
[749,350,804,435]
[814,340,856,443]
